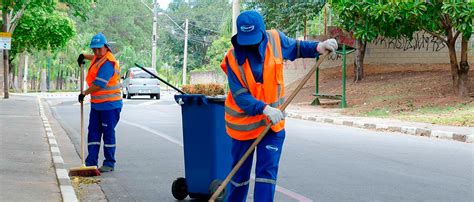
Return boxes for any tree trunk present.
[441,14,470,97]
[444,28,471,97]
[457,35,470,97]
[353,39,366,82]
[17,53,24,92]
[56,69,60,91]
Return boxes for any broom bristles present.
[69,165,101,177]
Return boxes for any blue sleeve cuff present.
[299,40,319,58]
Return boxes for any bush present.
[182,83,225,96]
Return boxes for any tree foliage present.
[12,4,76,56]
[244,0,325,37]
[72,0,153,73]
[160,0,231,74]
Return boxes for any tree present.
[331,1,385,82]
[411,1,472,97]
[73,0,157,73]
[1,0,29,97]
[245,1,325,38]
[1,0,91,96]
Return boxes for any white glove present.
[317,38,338,54]
[263,106,284,125]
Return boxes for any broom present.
[209,54,329,201]
[69,62,101,177]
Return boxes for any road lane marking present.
[121,119,313,201]
[121,120,183,147]
[276,184,313,202]
[137,100,157,106]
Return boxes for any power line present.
[161,25,212,43]
[188,23,222,34]
[162,29,208,45]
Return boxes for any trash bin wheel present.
[172,177,188,200]
[209,179,226,201]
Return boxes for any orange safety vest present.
[86,51,122,103]
[221,30,285,141]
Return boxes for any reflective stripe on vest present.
[223,30,285,140]
[91,92,121,100]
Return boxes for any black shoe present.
[99,166,114,173]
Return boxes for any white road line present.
[121,120,183,147]
[276,184,313,202]
[121,119,312,201]
[137,100,156,106]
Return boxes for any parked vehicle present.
[122,67,160,99]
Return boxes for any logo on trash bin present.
[265,145,279,152]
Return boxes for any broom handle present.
[209,54,328,201]
[80,64,85,166]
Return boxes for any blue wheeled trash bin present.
[172,94,232,201]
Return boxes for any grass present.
[365,102,474,126]
[365,107,391,117]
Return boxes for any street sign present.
[0,32,12,50]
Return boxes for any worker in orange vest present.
[77,33,122,173]
[221,11,337,201]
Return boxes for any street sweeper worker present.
[76,33,122,173]
[220,10,337,201]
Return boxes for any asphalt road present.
[48,93,473,201]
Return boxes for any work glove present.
[78,93,85,103]
[263,105,284,125]
[77,54,85,67]
[317,38,338,55]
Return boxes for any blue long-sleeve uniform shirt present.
[91,60,123,110]
[225,31,319,116]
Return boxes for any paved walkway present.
[0,94,76,201]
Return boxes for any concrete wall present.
[188,31,474,86]
[284,31,474,85]
[189,70,227,84]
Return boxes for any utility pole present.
[182,19,188,85]
[232,0,240,35]
[152,0,157,70]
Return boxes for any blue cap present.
[89,33,108,49]
[236,11,266,46]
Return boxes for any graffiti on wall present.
[372,31,446,52]
[327,53,342,61]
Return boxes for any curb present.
[288,113,472,143]
[38,97,78,202]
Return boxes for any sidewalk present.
[0,95,77,201]
[286,104,474,143]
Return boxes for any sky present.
[157,0,172,9]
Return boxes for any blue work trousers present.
[85,108,121,168]
[226,129,285,202]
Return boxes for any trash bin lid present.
[174,94,226,105]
